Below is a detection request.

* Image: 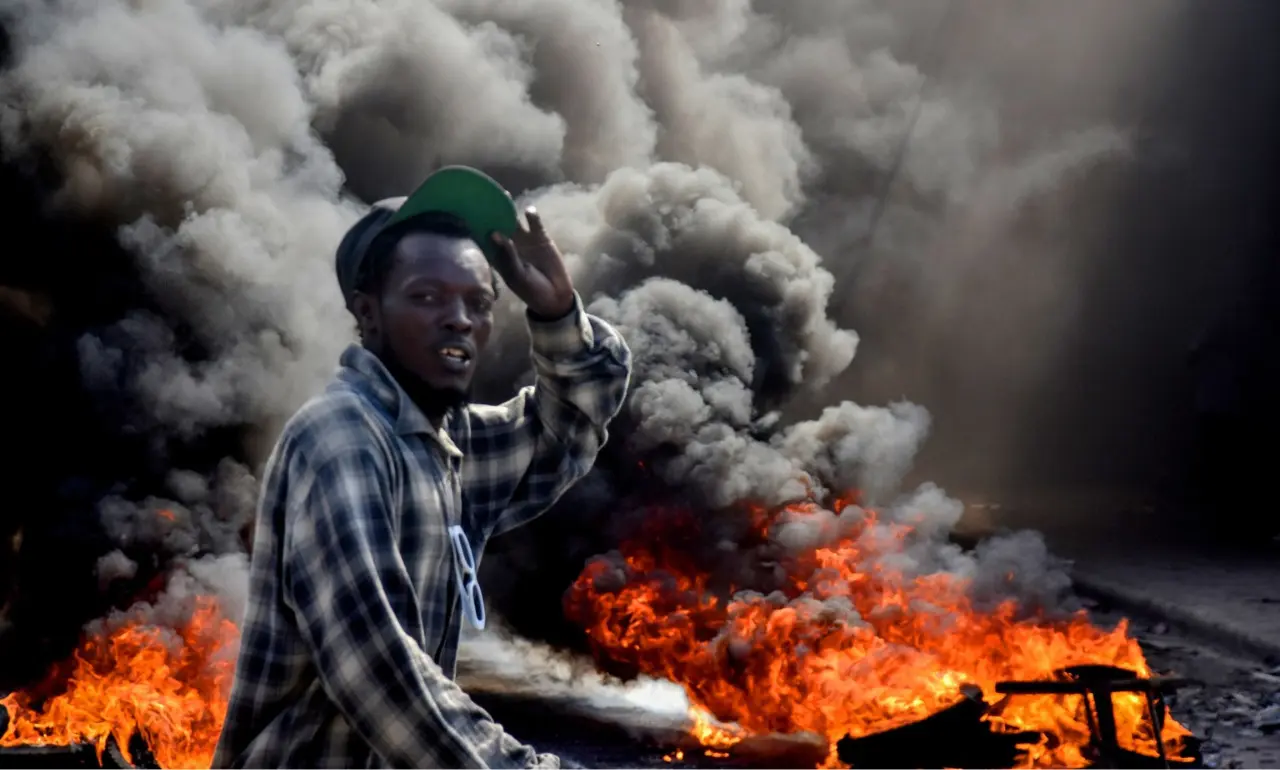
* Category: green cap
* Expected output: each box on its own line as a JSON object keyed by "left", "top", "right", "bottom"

{"left": 334, "top": 165, "right": 520, "bottom": 308}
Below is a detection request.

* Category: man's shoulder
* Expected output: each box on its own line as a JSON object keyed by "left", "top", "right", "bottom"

{"left": 274, "top": 381, "right": 397, "bottom": 469}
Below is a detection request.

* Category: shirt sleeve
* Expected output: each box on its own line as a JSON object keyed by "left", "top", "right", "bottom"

{"left": 461, "top": 293, "right": 632, "bottom": 538}
{"left": 281, "top": 443, "right": 560, "bottom": 769}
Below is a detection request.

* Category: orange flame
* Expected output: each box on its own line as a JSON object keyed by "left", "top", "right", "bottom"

{"left": 0, "top": 494, "right": 1192, "bottom": 770}
{"left": 0, "top": 597, "right": 238, "bottom": 769}
{"left": 564, "top": 493, "right": 1193, "bottom": 768}
{"left": 690, "top": 705, "right": 745, "bottom": 749}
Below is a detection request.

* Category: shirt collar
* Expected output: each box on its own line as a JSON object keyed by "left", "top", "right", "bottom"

{"left": 337, "top": 344, "right": 463, "bottom": 459}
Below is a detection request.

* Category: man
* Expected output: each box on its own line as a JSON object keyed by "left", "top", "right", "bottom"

{"left": 213, "top": 166, "right": 632, "bottom": 768}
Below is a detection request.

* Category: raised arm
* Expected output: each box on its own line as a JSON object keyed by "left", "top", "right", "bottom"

{"left": 282, "top": 443, "right": 558, "bottom": 768}
{"left": 461, "top": 296, "right": 630, "bottom": 537}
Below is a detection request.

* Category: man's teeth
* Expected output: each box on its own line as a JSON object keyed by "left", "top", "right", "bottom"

{"left": 441, "top": 347, "right": 469, "bottom": 361}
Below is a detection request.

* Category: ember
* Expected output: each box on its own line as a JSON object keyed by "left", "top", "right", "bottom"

{"left": 564, "top": 493, "right": 1196, "bottom": 768}
{"left": 0, "top": 598, "right": 238, "bottom": 770}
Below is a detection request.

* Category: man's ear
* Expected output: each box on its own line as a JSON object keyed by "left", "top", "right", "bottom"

{"left": 352, "top": 292, "right": 380, "bottom": 344}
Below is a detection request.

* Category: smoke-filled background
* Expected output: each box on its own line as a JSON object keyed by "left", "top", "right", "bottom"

{"left": 0, "top": 0, "right": 1277, "bottom": 695}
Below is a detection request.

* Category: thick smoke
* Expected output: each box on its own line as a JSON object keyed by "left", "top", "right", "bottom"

{"left": 455, "top": 620, "right": 694, "bottom": 740}
{"left": 0, "top": 0, "right": 1191, "bottom": 711}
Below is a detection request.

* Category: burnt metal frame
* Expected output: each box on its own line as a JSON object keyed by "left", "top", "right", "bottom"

{"left": 995, "top": 664, "right": 1198, "bottom": 769}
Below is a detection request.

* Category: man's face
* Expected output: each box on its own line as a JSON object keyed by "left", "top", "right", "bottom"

{"left": 358, "top": 231, "right": 496, "bottom": 397}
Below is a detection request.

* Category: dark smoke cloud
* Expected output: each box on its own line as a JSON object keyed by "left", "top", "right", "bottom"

{"left": 2, "top": 0, "right": 1256, "bottom": 711}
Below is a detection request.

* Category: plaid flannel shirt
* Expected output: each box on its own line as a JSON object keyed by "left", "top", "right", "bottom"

{"left": 212, "top": 296, "right": 631, "bottom": 769}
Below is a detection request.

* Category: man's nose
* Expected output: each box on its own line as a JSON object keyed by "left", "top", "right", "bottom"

{"left": 440, "top": 297, "right": 473, "bottom": 332}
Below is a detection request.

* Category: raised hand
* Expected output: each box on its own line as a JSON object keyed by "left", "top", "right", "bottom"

{"left": 489, "top": 207, "right": 576, "bottom": 319}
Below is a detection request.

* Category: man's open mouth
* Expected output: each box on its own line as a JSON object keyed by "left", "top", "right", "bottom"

{"left": 439, "top": 346, "right": 472, "bottom": 364}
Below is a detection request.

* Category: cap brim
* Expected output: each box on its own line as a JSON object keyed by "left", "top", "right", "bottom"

{"left": 387, "top": 165, "right": 520, "bottom": 264}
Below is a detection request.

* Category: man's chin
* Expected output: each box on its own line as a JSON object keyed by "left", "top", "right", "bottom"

{"left": 380, "top": 350, "right": 473, "bottom": 414}
{"left": 421, "top": 379, "right": 472, "bottom": 410}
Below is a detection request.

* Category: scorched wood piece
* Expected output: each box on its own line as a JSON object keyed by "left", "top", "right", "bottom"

{"left": 0, "top": 703, "right": 157, "bottom": 770}
{"left": 0, "top": 742, "right": 101, "bottom": 768}
{"left": 684, "top": 732, "right": 828, "bottom": 769}
{"left": 0, "top": 735, "right": 141, "bottom": 770}
{"left": 835, "top": 684, "right": 1038, "bottom": 769}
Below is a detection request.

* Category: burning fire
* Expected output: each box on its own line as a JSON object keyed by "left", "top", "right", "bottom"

{"left": 666, "top": 707, "right": 743, "bottom": 762}
{"left": 0, "top": 493, "right": 1190, "bottom": 770}
{"left": 564, "top": 492, "right": 1193, "bottom": 768}
{"left": 0, "top": 596, "right": 238, "bottom": 769}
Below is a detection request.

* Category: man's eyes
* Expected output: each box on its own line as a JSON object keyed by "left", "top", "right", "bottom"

{"left": 407, "top": 291, "right": 493, "bottom": 313}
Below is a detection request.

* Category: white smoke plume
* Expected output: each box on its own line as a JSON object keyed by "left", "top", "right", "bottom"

{"left": 0, "top": 0, "right": 1182, "bottom": 727}
{"left": 456, "top": 621, "right": 692, "bottom": 734}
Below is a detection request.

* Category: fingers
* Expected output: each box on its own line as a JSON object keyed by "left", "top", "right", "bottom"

{"left": 524, "top": 206, "right": 547, "bottom": 237}
{"left": 510, "top": 205, "right": 563, "bottom": 274}
{"left": 488, "top": 232, "right": 527, "bottom": 283}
